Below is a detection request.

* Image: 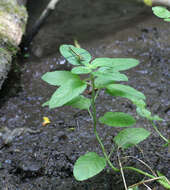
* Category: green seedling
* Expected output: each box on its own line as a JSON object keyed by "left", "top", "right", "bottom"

{"left": 41, "top": 44, "right": 170, "bottom": 189}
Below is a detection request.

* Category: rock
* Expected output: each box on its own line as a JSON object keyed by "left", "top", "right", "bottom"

{"left": 16, "top": 160, "right": 44, "bottom": 178}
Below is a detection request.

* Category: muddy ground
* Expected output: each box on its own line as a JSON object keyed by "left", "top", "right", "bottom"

{"left": 0, "top": 0, "right": 169, "bottom": 189}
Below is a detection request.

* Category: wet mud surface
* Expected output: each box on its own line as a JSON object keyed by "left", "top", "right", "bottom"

{"left": 0, "top": 0, "right": 170, "bottom": 189}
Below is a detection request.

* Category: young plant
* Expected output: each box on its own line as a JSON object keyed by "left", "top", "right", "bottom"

{"left": 41, "top": 45, "right": 170, "bottom": 189}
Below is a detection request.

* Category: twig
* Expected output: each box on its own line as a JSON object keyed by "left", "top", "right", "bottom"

{"left": 128, "top": 176, "right": 170, "bottom": 189}
{"left": 22, "top": 0, "right": 61, "bottom": 47}
{"left": 123, "top": 156, "right": 157, "bottom": 176}
{"left": 143, "top": 183, "right": 152, "bottom": 190}
{"left": 117, "top": 150, "right": 128, "bottom": 190}
{"left": 151, "top": 121, "right": 168, "bottom": 143}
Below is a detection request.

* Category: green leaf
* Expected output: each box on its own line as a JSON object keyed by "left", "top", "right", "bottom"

{"left": 106, "top": 84, "right": 145, "bottom": 102}
{"left": 60, "top": 45, "right": 91, "bottom": 65}
{"left": 163, "top": 140, "right": 170, "bottom": 147}
{"left": 136, "top": 107, "right": 163, "bottom": 121}
{"left": 71, "top": 66, "right": 92, "bottom": 74}
{"left": 65, "top": 95, "right": 91, "bottom": 110}
{"left": 94, "top": 75, "right": 128, "bottom": 88}
{"left": 42, "top": 100, "right": 49, "bottom": 107}
{"left": 136, "top": 107, "right": 151, "bottom": 118}
{"left": 93, "top": 71, "right": 128, "bottom": 80}
{"left": 49, "top": 79, "right": 87, "bottom": 108}
{"left": 114, "top": 128, "right": 150, "bottom": 149}
{"left": 132, "top": 99, "right": 146, "bottom": 108}
{"left": 73, "top": 152, "right": 106, "bottom": 181}
{"left": 152, "top": 6, "right": 170, "bottom": 19}
{"left": 91, "top": 58, "right": 139, "bottom": 71}
{"left": 157, "top": 171, "right": 170, "bottom": 189}
{"left": 41, "top": 71, "right": 79, "bottom": 86}
{"left": 99, "top": 112, "right": 136, "bottom": 127}
{"left": 164, "top": 18, "right": 170, "bottom": 22}
{"left": 93, "top": 71, "right": 128, "bottom": 88}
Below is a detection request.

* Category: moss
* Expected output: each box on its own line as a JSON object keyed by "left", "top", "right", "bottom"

{"left": 0, "top": 47, "right": 9, "bottom": 56}
{"left": 0, "top": 47, "right": 11, "bottom": 62}
{"left": 0, "top": 24, "right": 18, "bottom": 46}
{"left": 0, "top": 33, "right": 18, "bottom": 56}
{"left": 0, "top": 0, "right": 28, "bottom": 28}
{"left": 0, "top": 0, "right": 28, "bottom": 48}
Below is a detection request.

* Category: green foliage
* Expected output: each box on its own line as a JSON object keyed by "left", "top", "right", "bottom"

{"left": 71, "top": 66, "right": 92, "bottom": 74}
{"left": 152, "top": 6, "right": 170, "bottom": 22}
{"left": 48, "top": 79, "right": 87, "bottom": 109}
{"left": 114, "top": 128, "right": 150, "bottom": 149}
{"left": 106, "top": 84, "right": 145, "bottom": 102}
{"left": 99, "top": 112, "right": 136, "bottom": 127}
{"left": 41, "top": 44, "right": 167, "bottom": 188}
{"left": 157, "top": 171, "right": 170, "bottom": 189}
{"left": 60, "top": 45, "right": 91, "bottom": 65}
{"left": 91, "top": 58, "right": 139, "bottom": 71}
{"left": 73, "top": 152, "right": 106, "bottom": 181}
{"left": 93, "top": 71, "right": 128, "bottom": 88}
{"left": 42, "top": 71, "right": 79, "bottom": 86}
{"left": 136, "top": 107, "right": 162, "bottom": 121}
{"left": 65, "top": 95, "right": 91, "bottom": 110}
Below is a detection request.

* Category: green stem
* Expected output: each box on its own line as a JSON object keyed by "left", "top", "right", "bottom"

{"left": 94, "top": 89, "right": 100, "bottom": 101}
{"left": 90, "top": 74, "right": 118, "bottom": 172}
{"left": 151, "top": 121, "right": 168, "bottom": 143}
{"left": 123, "top": 166, "right": 155, "bottom": 179}
{"left": 89, "top": 74, "right": 167, "bottom": 188}
{"left": 124, "top": 167, "right": 170, "bottom": 188}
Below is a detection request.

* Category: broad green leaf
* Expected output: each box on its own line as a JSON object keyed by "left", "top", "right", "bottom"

{"left": 91, "top": 58, "right": 139, "bottom": 71}
{"left": 73, "top": 152, "right": 106, "bottom": 181}
{"left": 94, "top": 73, "right": 128, "bottom": 88}
{"left": 152, "top": 6, "right": 170, "bottom": 19}
{"left": 114, "top": 128, "right": 150, "bottom": 149}
{"left": 71, "top": 66, "right": 92, "bottom": 74}
{"left": 41, "top": 71, "right": 79, "bottom": 86}
{"left": 106, "top": 84, "right": 145, "bottom": 102}
{"left": 99, "top": 112, "right": 136, "bottom": 127}
{"left": 59, "top": 45, "right": 91, "bottom": 65}
{"left": 49, "top": 80, "right": 87, "bottom": 108}
{"left": 65, "top": 95, "right": 91, "bottom": 110}
{"left": 92, "top": 71, "right": 128, "bottom": 80}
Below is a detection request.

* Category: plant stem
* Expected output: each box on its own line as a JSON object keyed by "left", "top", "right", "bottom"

{"left": 151, "top": 121, "right": 168, "bottom": 143}
{"left": 90, "top": 74, "right": 118, "bottom": 172}
{"left": 89, "top": 74, "right": 168, "bottom": 188}
{"left": 123, "top": 166, "right": 155, "bottom": 179}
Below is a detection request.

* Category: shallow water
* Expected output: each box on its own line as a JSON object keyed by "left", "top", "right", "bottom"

{"left": 0, "top": 0, "right": 169, "bottom": 189}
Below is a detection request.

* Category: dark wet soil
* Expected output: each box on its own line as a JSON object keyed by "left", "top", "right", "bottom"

{"left": 0, "top": 0, "right": 169, "bottom": 189}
